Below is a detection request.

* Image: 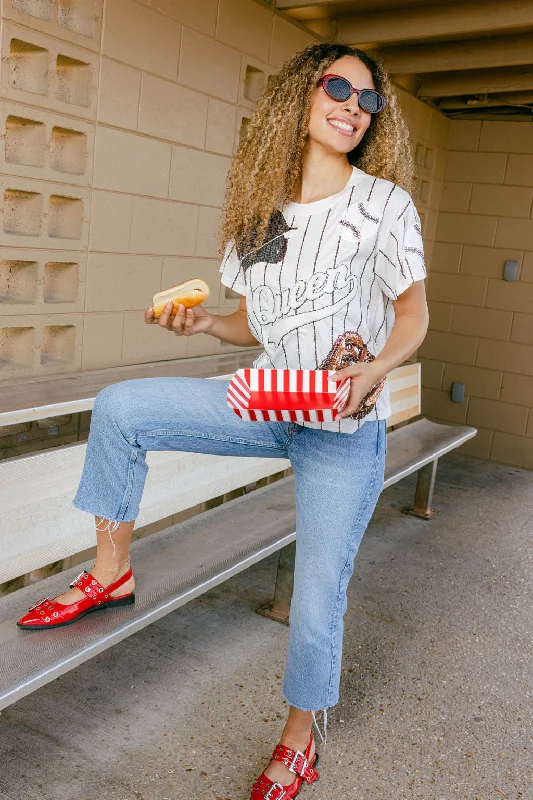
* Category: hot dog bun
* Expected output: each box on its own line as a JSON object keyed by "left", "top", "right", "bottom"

{"left": 152, "top": 278, "right": 210, "bottom": 318}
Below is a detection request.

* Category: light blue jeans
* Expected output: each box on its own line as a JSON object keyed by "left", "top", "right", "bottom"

{"left": 73, "top": 377, "right": 386, "bottom": 740}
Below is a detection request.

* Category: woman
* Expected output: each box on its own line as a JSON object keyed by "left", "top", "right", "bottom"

{"left": 18, "top": 43, "right": 428, "bottom": 799}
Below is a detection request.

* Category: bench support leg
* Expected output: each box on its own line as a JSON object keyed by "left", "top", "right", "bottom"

{"left": 256, "top": 541, "right": 295, "bottom": 626}
{"left": 402, "top": 460, "right": 439, "bottom": 520}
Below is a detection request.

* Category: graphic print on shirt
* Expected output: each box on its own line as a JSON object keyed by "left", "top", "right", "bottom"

{"left": 338, "top": 199, "right": 382, "bottom": 243}
{"left": 250, "top": 261, "right": 360, "bottom": 349}
{"left": 236, "top": 210, "right": 298, "bottom": 271}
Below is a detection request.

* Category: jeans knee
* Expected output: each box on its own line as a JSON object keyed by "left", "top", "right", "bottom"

{"left": 92, "top": 381, "right": 134, "bottom": 428}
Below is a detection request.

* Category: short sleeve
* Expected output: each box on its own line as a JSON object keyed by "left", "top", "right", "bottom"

{"left": 375, "top": 199, "right": 427, "bottom": 300}
{"left": 219, "top": 239, "right": 247, "bottom": 296}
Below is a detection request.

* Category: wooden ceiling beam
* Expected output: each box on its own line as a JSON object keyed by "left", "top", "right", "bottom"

{"left": 276, "top": 0, "right": 338, "bottom": 8}
{"left": 381, "top": 33, "right": 533, "bottom": 75}
{"left": 418, "top": 67, "right": 533, "bottom": 98}
{"left": 337, "top": 0, "right": 533, "bottom": 46}
{"left": 438, "top": 92, "right": 533, "bottom": 109}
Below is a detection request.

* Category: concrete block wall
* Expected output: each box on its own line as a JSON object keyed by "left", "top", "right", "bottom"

{"left": 419, "top": 120, "right": 533, "bottom": 470}
{"left": 397, "top": 88, "right": 450, "bottom": 275}
{"left": 1, "top": 0, "right": 317, "bottom": 385}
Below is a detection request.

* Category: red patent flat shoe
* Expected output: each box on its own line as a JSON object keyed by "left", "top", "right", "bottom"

{"left": 250, "top": 731, "right": 319, "bottom": 800}
{"left": 17, "top": 567, "right": 135, "bottom": 630}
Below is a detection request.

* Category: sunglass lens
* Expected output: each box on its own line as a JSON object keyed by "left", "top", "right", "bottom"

{"left": 359, "top": 90, "right": 383, "bottom": 113}
{"left": 324, "top": 76, "right": 352, "bottom": 102}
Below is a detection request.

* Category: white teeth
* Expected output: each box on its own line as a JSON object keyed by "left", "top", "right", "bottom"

{"left": 328, "top": 119, "right": 355, "bottom": 133}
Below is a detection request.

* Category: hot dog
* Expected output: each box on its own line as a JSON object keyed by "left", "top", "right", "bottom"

{"left": 152, "top": 278, "right": 210, "bottom": 318}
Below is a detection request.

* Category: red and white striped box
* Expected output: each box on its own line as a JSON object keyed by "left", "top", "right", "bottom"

{"left": 226, "top": 368, "right": 351, "bottom": 422}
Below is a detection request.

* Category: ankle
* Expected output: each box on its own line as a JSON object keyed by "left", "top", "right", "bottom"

{"left": 92, "top": 556, "right": 130, "bottom": 576}
{"left": 280, "top": 724, "right": 312, "bottom": 748}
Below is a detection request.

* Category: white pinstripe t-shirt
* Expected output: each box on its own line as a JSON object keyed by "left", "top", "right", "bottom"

{"left": 219, "top": 165, "right": 427, "bottom": 433}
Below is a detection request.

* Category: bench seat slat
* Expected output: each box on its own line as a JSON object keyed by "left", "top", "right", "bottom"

{"left": 0, "top": 477, "right": 298, "bottom": 711}
{"left": 383, "top": 418, "right": 476, "bottom": 488}
{"left": 0, "top": 418, "right": 476, "bottom": 710}
{"left": 0, "top": 446, "right": 290, "bottom": 584}
{"left": 0, "top": 352, "right": 263, "bottom": 427}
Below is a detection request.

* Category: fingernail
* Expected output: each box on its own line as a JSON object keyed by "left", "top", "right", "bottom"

{"left": 166, "top": 301, "right": 172, "bottom": 308}
{"left": 328, "top": 373, "right": 337, "bottom": 381}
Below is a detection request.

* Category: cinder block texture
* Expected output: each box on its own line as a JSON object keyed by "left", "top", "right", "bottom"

{"left": 0, "top": 177, "right": 90, "bottom": 250}
{"left": 4, "top": 115, "right": 46, "bottom": 167}
{"left": 460, "top": 245, "right": 523, "bottom": 279}
{"left": 0, "top": 313, "right": 82, "bottom": 377}
{"left": 419, "top": 330, "right": 477, "bottom": 366}
{"left": 1, "top": 22, "right": 99, "bottom": 120}
{"left": 0, "top": 104, "right": 94, "bottom": 187}
{"left": 129, "top": 197, "right": 198, "bottom": 256}
{"left": 205, "top": 98, "right": 237, "bottom": 156}
{"left": 442, "top": 364, "right": 502, "bottom": 401}
{"left": 425, "top": 119, "right": 533, "bottom": 466}
{"left": 447, "top": 120, "right": 481, "bottom": 151}
{"left": 196, "top": 205, "right": 221, "bottom": 258}
{"left": 269, "top": 14, "right": 316, "bottom": 68}
{"left": 445, "top": 152, "right": 507, "bottom": 184}
{"left": 216, "top": 0, "right": 273, "bottom": 62}
{"left": 419, "top": 358, "right": 445, "bottom": 390}
{"left": 426, "top": 300, "right": 452, "bottom": 332}
{"left": 138, "top": 74, "right": 208, "bottom": 146}
{"left": 121, "top": 310, "right": 188, "bottom": 365}
{"left": 81, "top": 312, "right": 124, "bottom": 370}
{"left": 169, "top": 147, "right": 230, "bottom": 205}
{"left": 85, "top": 255, "right": 163, "bottom": 312}
{"left": 93, "top": 127, "right": 171, "bottom": 197}
{"left": 0, "top": 248, "right": 86, "bottom": 316}
{"left": 479, "top": 121, "right": 533, "bottom": 154}
{"left": 89, "top": 191, "right": 133, "bottom": 253}
{"left": 135, "top": 0, "right": 218, "bottom": 36}
{"left": 102, "top": 0, "right": 181, "bottom": 79}
{"left": 97, "top": 58, "right": 141, "bottom": 129}
{"left": 179, "top": 27, "right": 242, "bottom": 104}
{"left": 505, "top": 154, "right": 533, "bottom": 187}
{"left": 5, "top": 0, "right": 104, "bottom": 53}
{"left": 469, "top": 184, "right": 533, "bottom": 218}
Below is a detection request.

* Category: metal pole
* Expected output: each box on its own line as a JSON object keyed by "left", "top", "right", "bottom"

{"left": 403, "top": 459, "right": 439, "bottom": 519}
{"left": 256, "top": 540, "right": 296, "bottom": 625}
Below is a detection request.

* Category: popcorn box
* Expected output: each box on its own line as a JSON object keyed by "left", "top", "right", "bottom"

{"left": 227, "top": 368, "right": 351, "bottom": 422}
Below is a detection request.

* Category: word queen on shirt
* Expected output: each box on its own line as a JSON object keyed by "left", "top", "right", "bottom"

{"left": 219, "top": 165, "right": 427, "bottom": 434}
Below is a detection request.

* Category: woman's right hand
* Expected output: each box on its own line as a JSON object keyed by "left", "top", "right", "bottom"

{"left": 145, "top": 301, "right": 214, "bottom": 336}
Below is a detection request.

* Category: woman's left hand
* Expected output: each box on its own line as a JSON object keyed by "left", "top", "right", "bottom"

{"left": 328, "top": 361, "right": 385, "bottom": 421}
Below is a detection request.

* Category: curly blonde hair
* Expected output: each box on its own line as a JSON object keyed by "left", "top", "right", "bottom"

{"left": 219, "top": 43, "right": 414, "bottom": 263}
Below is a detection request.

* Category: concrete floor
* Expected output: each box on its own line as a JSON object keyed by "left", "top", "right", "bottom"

{"left": 0, "top": 453, "right": 531, "bottom": 800}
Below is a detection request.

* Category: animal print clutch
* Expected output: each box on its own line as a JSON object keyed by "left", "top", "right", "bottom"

{"left": 318, "top": 331, "right": 386, "bottom": 420}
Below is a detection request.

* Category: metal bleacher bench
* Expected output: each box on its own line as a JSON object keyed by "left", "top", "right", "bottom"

{"left": 0, "top": 352, "right": 476, "bottom": 710}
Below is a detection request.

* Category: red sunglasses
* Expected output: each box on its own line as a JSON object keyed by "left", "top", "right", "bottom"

{"left": 317, "top": 74, "right": 386, "bottom": 114}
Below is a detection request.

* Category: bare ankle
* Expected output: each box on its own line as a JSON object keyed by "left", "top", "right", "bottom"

{"left": 93, "top": 556, "right": 130, "bottom": 575}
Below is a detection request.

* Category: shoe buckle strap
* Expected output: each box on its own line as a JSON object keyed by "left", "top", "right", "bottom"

{"left": 70, "top": 570, "right": 106, "bottom": 603}
{"left": 272, "top": 745, "right": 318, "bottom": 784}
{"left": 290, "top": 749, "right": 309, "bottom": 778}
{"left": 264, "top": 783, "right": 291, "bottom": 800}
{"left": 28, "top": 597, "right": 48, "bottom": 611}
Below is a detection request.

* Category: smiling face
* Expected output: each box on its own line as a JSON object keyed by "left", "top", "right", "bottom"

{"left": 307, "top": 55, "right": 375, "bottom": 154}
